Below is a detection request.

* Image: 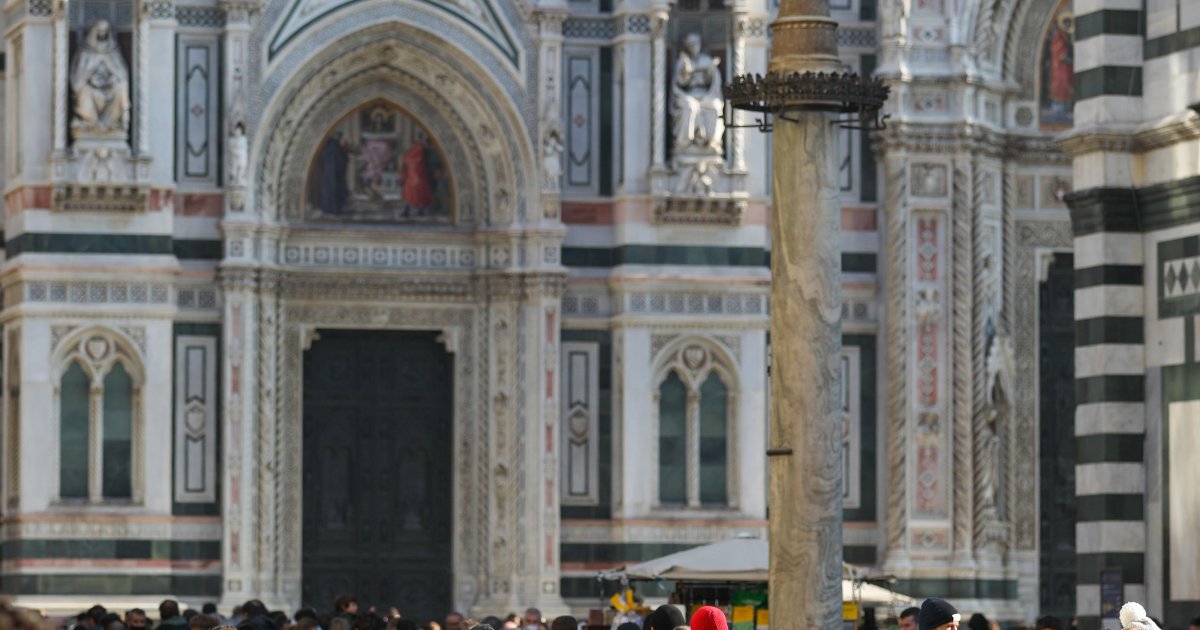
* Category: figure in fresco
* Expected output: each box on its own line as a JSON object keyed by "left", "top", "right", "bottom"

{"left": 307, "top": 102, "right": 451, "bottom": 222}
{"left": 1040, "top": 2, "right": 1074, "bottom": 128}
{"left": 400, "top": 134, "right": 434, "bottom": 214}
{"left": 671, "top": 32, "right": 725, "bottom": 154}
{"left": 70, "top": 20, "right": 131, "bottom": 137}
{"left": 317, "top": 132, "right": 350, "bottom": 215}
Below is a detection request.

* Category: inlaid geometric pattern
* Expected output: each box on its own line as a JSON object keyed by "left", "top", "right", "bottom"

{"left": 1162, "top": 256, "right": 1200, "bottom": 298}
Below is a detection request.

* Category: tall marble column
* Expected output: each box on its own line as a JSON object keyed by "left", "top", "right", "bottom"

{"left": 764, "top": 1, "right": 844, "bottom": 628}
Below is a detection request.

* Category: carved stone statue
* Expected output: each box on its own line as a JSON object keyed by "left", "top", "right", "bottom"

{"left": 70, "top": 20, "right": 130, "bottom": 138}
{"left": 671, "top": 33, "right": 724, "bottom": 155}
{"left": 228, "top": 122, "right": 248, "bottom": 186}
{"left": 978, "top": 334, "right": 1013, "bottom": 516}
{"left": 542, "top": 125, "right": 564, "bottom": 192}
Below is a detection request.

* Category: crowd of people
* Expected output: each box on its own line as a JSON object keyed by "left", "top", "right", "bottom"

{"left": 0, "top": 593, "right": 1195, "bottom": 630}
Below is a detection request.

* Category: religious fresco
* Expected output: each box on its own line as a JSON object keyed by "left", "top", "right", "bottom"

{"left": 306, "top": 101, "right": 453, "bottom": 223}
{"left": 1039, "top": 0, "right": 1074, "bottom": 130}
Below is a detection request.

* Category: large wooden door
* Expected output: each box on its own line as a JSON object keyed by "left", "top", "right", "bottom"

{"left": 302, "top": 330, "right": 454, "bottom": 619}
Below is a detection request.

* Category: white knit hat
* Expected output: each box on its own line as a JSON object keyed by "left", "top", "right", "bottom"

{"left": 1119, "top": 602, "right": 1161, "bottom": 630}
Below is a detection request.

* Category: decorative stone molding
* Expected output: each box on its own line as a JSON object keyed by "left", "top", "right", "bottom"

{"left": 0, "top": 517, "right": 222, "bottom": 540}
{"left": 24, "top": 282, "right": 171, "bottom": 306}
{"left": 176, "top": 5, "right": 225, "bottom": 27}
{"left": 652, "top": 196, "right": 747, "bottom": 226}
{"left": 1011, "top": 218, "right": 1071, "bottom": 550}
{"left": 623, "top": 291, "right": 768, "bottom": 317}
{"left": 563, "top": 17, "right": 615, "bottom": 39}
{"left": 52, "top": 184, "right": 149, "bottom": 212}
{"left": 281, "top": 242, "right": 480, "bottom": 270}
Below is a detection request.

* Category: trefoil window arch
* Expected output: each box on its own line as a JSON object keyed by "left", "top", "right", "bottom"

{"left": 54, "top": 330, "right": 144, "bottom": 503}
{"left": 654, "top": 339, "right": 737, "bottom": 508}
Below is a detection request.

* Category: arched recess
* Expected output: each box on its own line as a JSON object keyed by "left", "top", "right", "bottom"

{"left": 998, "top": 0, "right": 1070, "bottom": 104}
{"left": 255, "top": 22, "right": 536, "bottom": 228}
{"left": 650, "top": 337, "right": 740, "bottom": 510}
{"left": 49, "top": 327, "right": 147, "bottom": 504}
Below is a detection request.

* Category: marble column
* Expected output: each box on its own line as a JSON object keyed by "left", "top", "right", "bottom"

{"left": 764, "top": 1, "right": 844, "bottom": 629}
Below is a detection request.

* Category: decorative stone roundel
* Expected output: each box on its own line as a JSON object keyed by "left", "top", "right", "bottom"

{"left": 84, "top": 336, "right": 111, "bottom": 362}
{"left": 682, "top": 345, "right": 708, "bottom": 371}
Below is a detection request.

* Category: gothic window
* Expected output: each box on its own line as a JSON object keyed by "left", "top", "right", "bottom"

{"left": 59, "top": 362, "right": 91, "bottom": 499}
{"left": 55, "top": 331, "right": 142, "bottom": 503}
{"left": 658, "top": 371, "right": 688, "bottom": 505}
{"left": 698, "top": 372, "right": 728, "bottom": 505}
{"left": 654, "top": 340, "right": 737, "bottom": 508}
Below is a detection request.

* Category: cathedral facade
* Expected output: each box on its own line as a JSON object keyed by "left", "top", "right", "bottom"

{"left": 0, "top": 0, "right": 1197, "bottom": 626}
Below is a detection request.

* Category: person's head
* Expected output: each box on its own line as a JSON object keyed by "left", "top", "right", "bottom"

{"left": 649, "top": 606, "right": 686, "bottom": 630}
{"left": 688, "top": 607, "right": 726, "bottom": 630}
{"left": 918, "top": 599, "right": 960, "bottom": 630}
{"left": 969, "top": 614, "right": 990, "bottom": 630}
{"left": 190, "top": 615, "right": 220, "bottom": 630}
{"left": 295, "top": 610, "right": 318, "bottom": 624}
{"left": 296, "top": 620, "right": 319, "bottom": 630}
{"left": 126, "top": 610, "right": 147, "bottom": 630}
{"left": 504, "top": 617, "right": 519, "bottom": 626}
{"left": 482, "top": 619, "right": 502, "bottom": 630}
{"left": 184, "top": 611, "right": 199, "bottom": 622}
{"left": 330, "top": 618, "right": 353, "bottom": 630}
{"left": 425, "top": 622, "right": 442, "bottom": 630}
{"left": 335, "top": 596, "right": 359, "bottom": 616}
{"left": 900, "top": 608, "right": 920, "bottom": 630}
{"left": 202, "top": 605, "right": 218, "bottom": 617}
{"left": 241, "top": 601, "right": 268, "bottom": 621}
{"left": 89, "top": 607, "right": 109, "bottom": 626}
{"left": 523, "top": 611, "right": 541, "bottom": 628}
{"left": 1036, "top": 617, "right": 1061, "bottom": 630}
{"left": 160, "top": 601, "right": 181, "bottom": 622}
{"left": 502, "top": 623, "right": 517, "bottom": 630}
{"left": 1189, "top": 618, "right": 1200, "bottom": 630}
{"left": 445, "top": 614, "right": 464, "bottom": 630}
{"left": 550, "top": 617, "right": 576, "bottom": 630}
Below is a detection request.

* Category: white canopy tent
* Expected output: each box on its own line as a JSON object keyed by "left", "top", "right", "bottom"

{"left": 607, "top": 536, "right": 916, "bottom": 607}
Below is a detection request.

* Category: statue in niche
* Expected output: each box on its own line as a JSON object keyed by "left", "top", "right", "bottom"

{"left": 228, "top": 122, "right": 248, "bottom": 186}
{"left": 978, "top": 335, "right": 1013, "bottom": 517}
{"left": 70, "top": 20, "right": 130, "bottom": 138}
{"left": 671, "top": 32, "right": 725, "bottom": 155}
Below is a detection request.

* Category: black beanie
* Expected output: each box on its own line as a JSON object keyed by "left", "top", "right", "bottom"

{"left": 918, "top": 599, "right": 960, "bottom": 630}
{"left": 650, "top": 606, "right": 686, "bottom": 630}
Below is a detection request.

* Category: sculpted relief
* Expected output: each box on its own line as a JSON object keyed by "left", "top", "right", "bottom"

{"left": 307, "top": 101, "right": 454, "bottom": 223}
{"left": 70, "top": 20, "right": 131, "bottom": 140}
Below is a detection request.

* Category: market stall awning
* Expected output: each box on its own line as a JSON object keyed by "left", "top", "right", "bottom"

{"left": 613, "top": 536, "right": 916, "bottom": 606}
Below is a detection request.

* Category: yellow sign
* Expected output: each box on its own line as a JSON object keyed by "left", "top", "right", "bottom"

{"left": 732, "top": 607, "right": 755, "bottom": 624}
{"left": 842, "top": 602, "right": 860, "bottom": 621}
{"left": 755, "top": 611, "right": 769, "bottom": 629}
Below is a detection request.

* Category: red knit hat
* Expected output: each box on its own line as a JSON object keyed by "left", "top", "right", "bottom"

{"left": 689, "top": 607, "right": 728, "bottom": 630}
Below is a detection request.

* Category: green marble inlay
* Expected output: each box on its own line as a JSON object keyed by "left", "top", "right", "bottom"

{"left": 1144, "top": 25, "right": 1200, "bottom": 59}
{"left": 891, "top": 578, "right": 1018, "bottom": 600}
{"left": 1074, "top": 265, "right": 1142, "bottom": 289}
{"left": 1076, "top": 493, "right": 1144, "bottom": 522}
{"left": 843, "top": 334, "right": 877, "bottom": 523}
{"left": 173, "top": 239, "right": 223, "bottom": 260}
{"left": 1075, "top": 316, "right": 1143, "bottom": 347}
{"left": 842, "top": 253, "right": 877, "bottom": 273}
{"left": 562, "top": 245, "right": 769, "bottom": 268}
{"left": 560, "top": 329, "right": 613, "bottom": 520}
{"left": 1075, "top": 10, "right": 1142, "bottom": 40}
{"left": 1075, "top": 433, "right": 1144, "bottom": 464}
{"left": 7, "top": 233, "right": 173, "bottom": 258}
{"left": 1075, "top": 66, "right": 1143, "bottom": 99}
{"left": 1076, "top": 552, "right": 1145, "bottom": 583}
{"left": 0, "top": 573, "right": 221, "bottom": 596}
{"left": 1075, "top": 375, "right": 1144, "bottom": 404}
